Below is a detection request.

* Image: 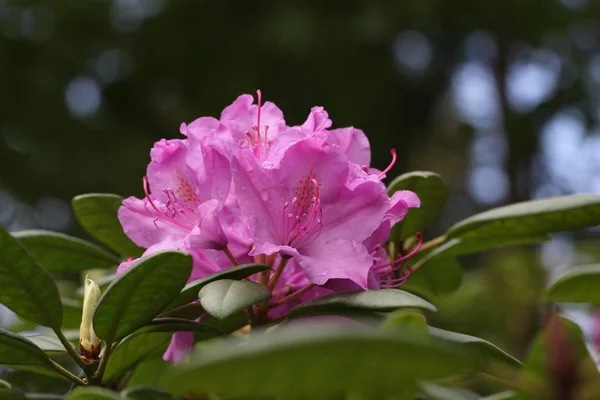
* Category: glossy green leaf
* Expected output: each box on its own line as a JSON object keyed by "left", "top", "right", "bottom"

{"left": 546, "top": 264, "right": 600, "bottom": 303}
{"left": 102, "top": 319, "right": 220, "bottom": 383}
{"left": 162, "top": 324, "right": 473, "bottom": 397}
{"left": 122, "top": 386, "right": 172, "bottom": 400}
{"left": 0, "top": 328, "right": 58, "bottom": 378}
{"left": 402, "top": 257, "right": 462, "bottom": 297}
{"left": 447, "top": 194, "right": 600, "bottom": 239}
{"left": 289, "top": 289, "right": 436, "bottom": 319}
{"left": 66, "top": 387, "right": 121, "bottom": 400}
{"left": 0, "top": 226, "right": 63, "bottom": 328}
{"left": 72, "top": 193, "right": 143, "bottom": 257}
{"left": 12, "top": 230, "right": 120, "bottom": 272}
{"left": 93, "top": 251, "right": 192, "bottom": 342}
{"left": 388, "top": 171, "right": 448, "bottom": 240}
{"left": 0, "top": 379, "right": 10, "bottom": 389}
{"left": 165, "top": 263, "right": 270, "bottom": 311}
{"left": 429, "top": 327, "right": 521, "bottom": 366}
{"left": 198, "top": 279, "right": 271, "bottom": 320}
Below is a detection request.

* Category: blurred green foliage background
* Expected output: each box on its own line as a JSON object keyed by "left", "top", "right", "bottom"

{"left": 1, "top": 0, "right": 600, "bottom": 368}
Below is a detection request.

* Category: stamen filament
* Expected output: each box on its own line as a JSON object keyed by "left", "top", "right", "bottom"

{"left": 223, "top": 246, "right": 240, "bottom": 266}
{"left": 267, "top": 256, "right": 290, "bottom": 290}
{"left": 270, "top": 283, "right": 315, "bottom": 308}
{"left": 377, "top": 149, "right": 397, "bottom": 179}
{"left": 373, "top": 232, "right": 422, "bottom": 271}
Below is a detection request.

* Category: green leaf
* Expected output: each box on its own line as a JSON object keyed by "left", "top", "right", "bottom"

{"left": 162, "top": 324, "right": 473, "bottom": 397}
{"left": 289, "top": 289, "right": 436, "bottom": 319}
{"left": 165, "top": 263, "right": 271, "bottom": 311}
{"left": 0, "top": 389, "right": 25, "bottom": 400}
{"left": 402, "top": 257, "right": 462, "bottom": 297}
{"left": 61, "top": 298, "right": 82, "bottom": 331}
{"left": 0, "top": 226, "right": 63, "bottom": 328}
{"left": 24, "top": 335, "right": 65, "bottom": 354}
{"left": 122, "top": 386, "right": 172, "bottom": 400}
{"left": 420, "top": 383, "right": 480, "bottom": 400}
{"left": 0, "top": 379, "right": 11, "bottom": 389}
{"left": 66, "top": 387, "right": 121, "bottom": 400}
{"left": 381, "top": 310, "right": 428, "bottom": 332}
{"left": 388, "top": 172, "right": 448, "bottom": 240}
{"left": 102, "top": 319, "right": 220, "bottom": 383}
{"left": 12, "top": 230, "right": 120, "bottom": 272}
{"left": 481, "top": 392, "right": 517, "bottom": 400}
{"left": 546, "top": 264, "right": 600, "bottom": 303}
{"left": 198, "top": 279, "right": 271, "bottom": 320}
{"left": 429, "top": 327, "right": 521, "bottom": 367}
{"left": 93, "top": 251, "right": 192, "bottom": 342}
{"left": 447, "top": 194, "right": 600, "bottom": 239}
{"left": 424, "top": 235, "right": 551, "bottom": 260}
{"left": 72, "top": 193, "right": 143, "bottom": 257}
{"left": 0, "top": 328, "right": 58, "bottom": 378}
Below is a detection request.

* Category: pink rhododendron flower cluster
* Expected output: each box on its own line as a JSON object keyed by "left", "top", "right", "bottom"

{"left": 117, "top": 92, "right": 420, "bottom": 363}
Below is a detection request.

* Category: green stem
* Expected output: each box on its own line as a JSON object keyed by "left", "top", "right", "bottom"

{"left": 223, "top": 246, "right": 239, "bottom": 266}
{"left": 267, "top": 257, "right": 290, "bottom": 290}
{"left": 52, "top": 327, "right": 90, "bottom": 376}
{"left": 93, "top": 341, "right": 115, "bottom": 382}
{"left": 49, "top": 359, "right": 87, "bottom": 386}
{"left": 418, "top": 235, "right": 446, "bottom": 253}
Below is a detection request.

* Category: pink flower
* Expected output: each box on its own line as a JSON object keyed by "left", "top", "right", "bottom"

{"left": 232, "top": 136, "right": 391, "bottom": 290}
{"left": 117, "top": 92, "right": 422, "bottom": 364}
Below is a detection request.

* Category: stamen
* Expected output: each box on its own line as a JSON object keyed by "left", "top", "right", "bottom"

{"left": 141, "top": 176, "right": 194, "bottom": 231}
{"left": 143, "top": 176, "right": 162, "bottom": 216}
{"left": 269, "top": 283, "right": 315, "bottom": 308}
{"left": 256, "top": 89, "right": 263, "bottom": 162}
{"left": 373, "top": 233, "right": 422, "bottom": 271}
{"left": 287, "top": 179, "right": 321, "bottom": 246}
{"left": 377, "top": 149, "right": 397, "bottom": 180}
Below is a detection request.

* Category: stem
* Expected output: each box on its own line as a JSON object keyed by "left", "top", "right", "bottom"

{"left": 270, "top": 284, "right": 314, "bottom": 308}
{"left": 93, "top": 341, "right": 115, "bottom": 382}
{"left": 49, "top": 359, "right": 87, "bottom": 386}
{"left": 267, "top": 257, "right": 290, "bottom": 290}
{"left": 52, "top": 328, "right": 90, "bottom": 375}
{"left": 223, "top": 246, "right": 239, "bottom": 266}
{"left": 246, "top": 305, "right": 258, "bottom": 326}
{"left": 418, "top": 235, "right": 446, "bottom": 253}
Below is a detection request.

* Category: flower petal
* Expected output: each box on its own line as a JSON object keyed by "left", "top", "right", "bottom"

{"left": 118, "top": 197, "right": 187, "bottom": 248}
{"left": 185, "top": 199, "right": 228, "bottom": 250}
{"left": 297, "top": 238, "right": 372, "bottom": 289}
{"left": 163, "top": 331, "right": 194, "bottom": 364}
{"left": 231, "top": 149, "right": 286, "bottom": 247}
{"left": 327, "top": 127, "right": 371, "bottom": 167}
{"left": 319, "top": 179, "right": 389, "bottom": 243}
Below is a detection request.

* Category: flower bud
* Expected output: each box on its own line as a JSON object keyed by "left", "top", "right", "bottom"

{"left": 79, "top": 276, "right": 101, "bottom": 360}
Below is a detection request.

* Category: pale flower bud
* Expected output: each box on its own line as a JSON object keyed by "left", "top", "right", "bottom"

{"left": 79, "top": 276, "right": 101, "bottom": 360}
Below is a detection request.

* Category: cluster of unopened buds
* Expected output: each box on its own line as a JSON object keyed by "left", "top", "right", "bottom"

{"left": 116, "top": 91, "right": 422, "bottom": 363}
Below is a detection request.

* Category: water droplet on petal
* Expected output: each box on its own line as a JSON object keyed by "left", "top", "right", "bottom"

{"left": 262, "top": 161, "right": 274, "bottom": 169}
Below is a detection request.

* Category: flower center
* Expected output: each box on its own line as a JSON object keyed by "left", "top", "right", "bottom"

{"left": 143, "top": 176, "right": 196, "bottom": 231}
{"left": 282, "top": 176, "right": 322, "bottom": 248}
